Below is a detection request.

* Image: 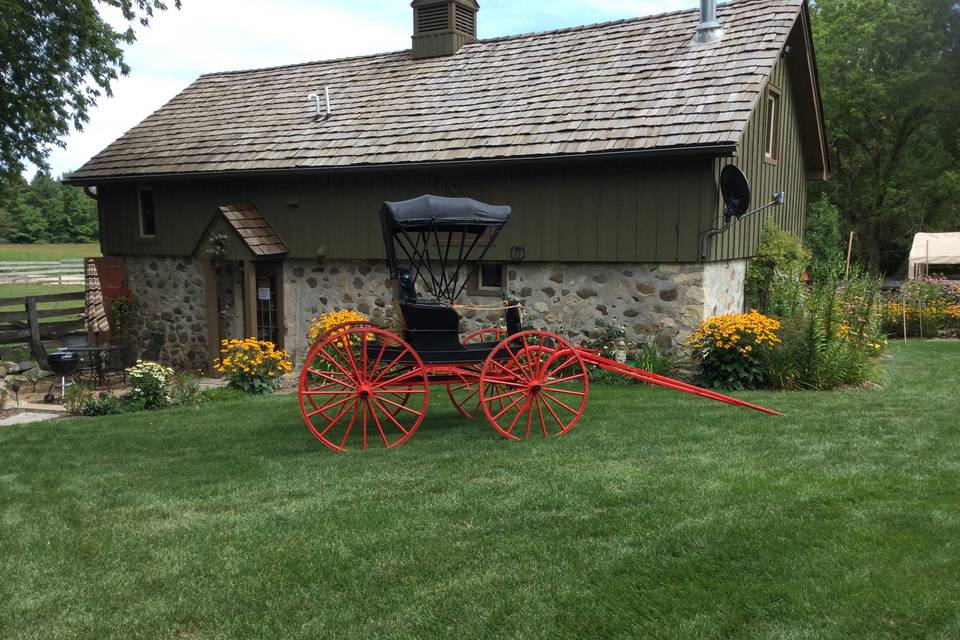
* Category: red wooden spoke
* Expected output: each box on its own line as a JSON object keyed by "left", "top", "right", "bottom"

{"left": 539, "top": 394, "right": 567, "bottom": 432}
{"left": 305, "top": 394, "right": 354, "bottom": 418}
{"left": 361, "top": 400, "right": 368, "bottom": 449}
{"left": 373, "top": 394, "right": 421, "bottom": 416}
{"left": 539, "top": 386, "right": 586, "bottom": 397}
{"left": 540, "top": 390, "right": 581, "bottom": 415}
{"left": 338, "top": 399, "right": 362, "bottom": 449}
{"left": 315, "top": 398, "right": 358, "bottom": 442}
{"left": 541, "top": 353, "right": 579, "bottom": 381}
{"left": 536, "top": 397, "right": 548, "bottom": 436}
{"left": 505, "top": 396, "right": 533, "bottom": 437}
{"left": 298, "top": 326, "right": 428, "bottom": 452}
{"left": 367, "top": 398, "right": 391, "bottom": 447}
{"left": 491, "top": 390, "right": 529, "bottom": 421}
{"left": 482, "top": 387, "right": 526, "bottom": 403}
{"left": 314, "top": 343, "right": 358, "bottom": 383}
{"left": 523, "top": 396, "right": 535, "bottom": 437}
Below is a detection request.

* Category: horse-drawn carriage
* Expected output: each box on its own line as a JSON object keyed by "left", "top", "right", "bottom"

{"left": 298, "top": 187, "right": 778, "bottom": 452}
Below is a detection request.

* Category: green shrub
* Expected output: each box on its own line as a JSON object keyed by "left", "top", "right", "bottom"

{"left": 199, "top": 386, "right": 249, "bottom": 403}
{"left": 214, "top": 337, "right": 292, "bottom": 394}
{"left": 687, "top": 310, "right": 783, "bottom": 389}
{"left": 745, "top": 221, "right": 809, "bottom": 314}
{"left": 804, "top": 193, "right": 843, "bottom": 279}
{"left": 63, "top": 384, "right": 93, "bottom": 415}
{"left": 765, "top": 270, "right": 885, "bottom": 389}
{"left": 168, "top": 373, "right": 203, "bottom": 407}
{"left": 126, "top": 360, "right": 174, "bottom": 410}
{"left": 80, "top": 394, "right": 136, "bottom": 416}
{"left": 631, "top": 331, "right": 683, "bottom": 377}
{"left": 580, "top": 326, "right": 682, "bottom": 384}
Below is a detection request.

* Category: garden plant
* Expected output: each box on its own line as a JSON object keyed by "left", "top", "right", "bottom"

{"left": 214, "top": 338, "right": 292, "bottom": 394}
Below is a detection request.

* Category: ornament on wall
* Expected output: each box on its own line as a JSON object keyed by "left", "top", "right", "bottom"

{"left": 205, "top": 233, "right": 230, "bottom": 259}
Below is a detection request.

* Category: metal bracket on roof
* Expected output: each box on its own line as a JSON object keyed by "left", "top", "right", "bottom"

{"left": 307, "top": 87, "right": 332, "bottom": 120}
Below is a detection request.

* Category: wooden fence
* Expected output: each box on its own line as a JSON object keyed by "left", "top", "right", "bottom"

{"left": 0, "top": 291, "right": 86, "bottom": 346}
{"left": 0, "top": 260, "right": 85, "bottom": 285}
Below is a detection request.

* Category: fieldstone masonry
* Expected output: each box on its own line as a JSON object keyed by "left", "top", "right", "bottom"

{"left": 281, "top": 258, "right": 747, "bottom": 364}
{"left": 125, "top": 256, "right": 746, "bottom": 371}
{"left": 125, "top": 256, "right": 209, "bottom": 370}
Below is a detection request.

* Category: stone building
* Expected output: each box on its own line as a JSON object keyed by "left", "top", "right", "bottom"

{"left": 66, "top": 0, "right": 827, "bottom": 370}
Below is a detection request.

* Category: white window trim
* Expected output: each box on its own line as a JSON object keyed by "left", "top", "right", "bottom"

{"left": 138, "top": 187, "right": 156, "bottom": 239}
{"left": 764, "top": 88, "right": 781, "bottom": 163}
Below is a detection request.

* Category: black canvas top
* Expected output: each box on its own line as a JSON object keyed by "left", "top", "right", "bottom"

{"left": 382, "top": 195, "right": 511, "bottom": 230}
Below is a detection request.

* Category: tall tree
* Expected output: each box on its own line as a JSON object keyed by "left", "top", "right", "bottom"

{"left": 811, "top": 0, "right": 960, "bottom": 274}
{"left": 0, "top": 0, "right": 181, "bottom": 186}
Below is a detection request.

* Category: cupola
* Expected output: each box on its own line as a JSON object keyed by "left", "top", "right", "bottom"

{"left": 411, "top": 0, "right": 479, "bottom": 59}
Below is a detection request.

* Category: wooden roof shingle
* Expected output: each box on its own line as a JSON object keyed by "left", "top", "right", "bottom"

{"left": 69, "top": 0, "right": 806, "bottom": 182}
{"left": 218, "top": 204, "right": 288, "bottom": 256}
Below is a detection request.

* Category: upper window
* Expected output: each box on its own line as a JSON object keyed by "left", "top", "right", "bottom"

{"left": 764, "top": 88, "right": 781, "bottom": 163}
{"left": 138, "top": 188, "right": 156, "bottom": 238}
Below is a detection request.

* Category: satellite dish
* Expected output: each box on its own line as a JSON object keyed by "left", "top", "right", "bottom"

{"left": 720, "top": 165, "right": 751, "bottom": 220}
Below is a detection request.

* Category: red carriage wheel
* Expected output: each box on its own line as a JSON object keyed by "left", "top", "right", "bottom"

{"left": 479, "top": 330, "right": 589, "bottom": 440}
{"left": 298, "top": 326, "right": 429, "bottom": 451}
{"left": 446, "top": 327, "right": 506, "bottom": 418}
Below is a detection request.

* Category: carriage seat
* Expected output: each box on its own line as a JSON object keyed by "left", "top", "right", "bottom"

{"left": 399, "top": 301, "right": 462, "bottom": 353}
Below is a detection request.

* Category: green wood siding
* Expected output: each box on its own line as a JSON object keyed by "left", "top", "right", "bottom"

{"left": 98, "top": 157, "right": 723, "bottom": 264}
{"left": 707, "top": 55, "right": 808, "bottom": 262}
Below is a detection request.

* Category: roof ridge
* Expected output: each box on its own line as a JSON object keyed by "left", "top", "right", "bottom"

{"left": 198, "top": 0, "right": 769, "bottom": 79}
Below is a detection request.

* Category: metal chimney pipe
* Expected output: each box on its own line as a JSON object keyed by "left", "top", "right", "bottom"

{"left": 692, "top": 0, "right": 724, "bottom": 44}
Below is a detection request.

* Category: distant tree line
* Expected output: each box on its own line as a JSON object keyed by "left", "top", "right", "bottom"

{"left": 810, "top": 0, "right": 960, "bottom": 274}
{"left": 0, "top": 173, "right": 98, "bottom": 244}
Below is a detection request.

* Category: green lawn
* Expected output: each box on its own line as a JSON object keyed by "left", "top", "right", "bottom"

{"left": 0, "top": 283, "right": 84, "bottom": 302}
{"left": 0, "top": 243, "right": 100, "bottom": 262}
{"left": 2, "top": 341, "right": 959, "bottom": 639}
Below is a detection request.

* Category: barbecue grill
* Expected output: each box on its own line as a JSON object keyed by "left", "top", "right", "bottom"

{"left": 46, "top": 351, "right": 80, "bottom": 403}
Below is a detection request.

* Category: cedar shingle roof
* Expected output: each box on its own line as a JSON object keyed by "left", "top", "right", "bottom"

{"left": 218, "top": 204, "right": 288, "bottom": 256}
{"left": 69, "top": 0, "right": 805, "bottom": 182}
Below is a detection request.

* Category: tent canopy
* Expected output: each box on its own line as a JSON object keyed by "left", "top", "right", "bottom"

{"left": 908, "top": 232, "right": 960, "bottom": 278}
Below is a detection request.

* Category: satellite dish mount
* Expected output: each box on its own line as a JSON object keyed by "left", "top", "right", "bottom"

{"left": 700, "top": 164, "right": 785, "bottom": 258}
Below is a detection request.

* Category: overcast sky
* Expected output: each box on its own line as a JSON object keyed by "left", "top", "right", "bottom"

{"left": 41, "top": 0, "right": 695, "bottom": 178}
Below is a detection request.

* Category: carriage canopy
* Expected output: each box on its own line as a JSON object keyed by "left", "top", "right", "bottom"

{"left": 380, "top": 195, "right": 512, "bottom": 303}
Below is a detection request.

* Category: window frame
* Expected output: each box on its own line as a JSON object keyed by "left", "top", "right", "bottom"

{"left": 468, "top": 262, "right": 505, "bottom": 297}
{"left": 763, "top": 87, "right": 781, "bottom": 164}
{"left": 137, "top": 186, "right": 157, "bottom": 239}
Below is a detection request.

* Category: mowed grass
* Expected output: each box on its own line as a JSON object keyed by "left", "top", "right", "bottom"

{"left": 2, "top": 341, "right": 959, "bottom": 639}
{"left": 0, "top": 243, "right": 100, "bottom": 262}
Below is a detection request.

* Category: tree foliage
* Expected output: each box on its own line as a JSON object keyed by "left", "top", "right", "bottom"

{"left": 804, "top": 193, "right": 843, "bottom": 276}
{"left": 810, "top": 0, "right": 960, "bottom": 274}
{"left": 0, "top": 172, "right": 98, "bottom": 242}
{"left": 0, "top": 0, "right": 180, "bottom": 186}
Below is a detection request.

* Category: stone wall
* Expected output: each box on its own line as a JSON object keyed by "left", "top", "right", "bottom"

{"left": 123, "top": 256, "right": 745, "bottom": 371}
{"left": 702, "top": 259, "right": 747, "bottom": 317}
{"left": 125, "top": 256, "right": 209, "bottom": 370}
{"left": 281, "top": 258, "right": 735, "bottom": 360}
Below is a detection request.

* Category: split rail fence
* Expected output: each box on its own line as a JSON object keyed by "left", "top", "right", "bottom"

{"left": 0, "top": 291, "right": 87, "bottom": 350}
{"left": 0, "top": 260, "right": 85, "bottom": 285}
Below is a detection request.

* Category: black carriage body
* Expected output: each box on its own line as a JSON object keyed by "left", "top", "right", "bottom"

{"left": 379, "top": 195, "right": 521, "bottom": 363}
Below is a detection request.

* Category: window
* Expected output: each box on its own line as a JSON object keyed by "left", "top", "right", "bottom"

{"left": 138, "top": 187, "right": 156, "bottom": 238}
{"left": 470, "top": 263, "right": 504, "bottom": 295}
{"left": 764, "top": 88, "right": 781, "bottom": 163}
